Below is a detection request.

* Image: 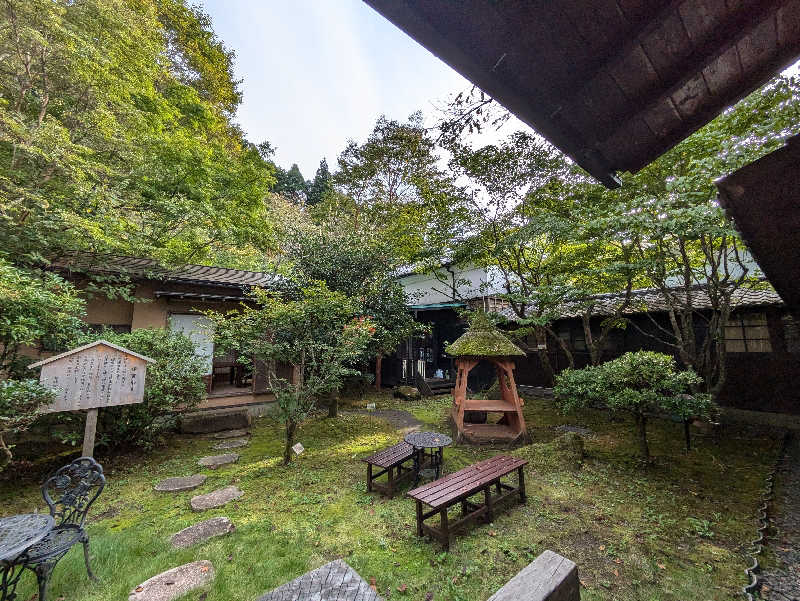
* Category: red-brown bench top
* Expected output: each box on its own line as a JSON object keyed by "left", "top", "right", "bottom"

{"left": 408, "top": 455, "right": 527, "bottom": 509}
{"left": 362, "top": 441, "right": 414, "bottom": 469}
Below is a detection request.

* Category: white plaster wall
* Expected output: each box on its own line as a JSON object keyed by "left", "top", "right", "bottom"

{"left": 399, "top": 264, "right": 506, "bottom": 306}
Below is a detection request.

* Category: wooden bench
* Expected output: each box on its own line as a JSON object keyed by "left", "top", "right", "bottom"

{"left": 407, "top": 454, "right": 528, "bottom": 550}
{"left": 362, "top": 441, "right": 418, "bottom": 498}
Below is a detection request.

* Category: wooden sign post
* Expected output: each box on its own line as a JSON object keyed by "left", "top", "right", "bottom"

{"left": 29, "top": 340, "right": 154, "bottom": 457}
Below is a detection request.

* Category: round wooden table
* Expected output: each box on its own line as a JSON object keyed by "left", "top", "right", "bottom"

{"left": 404, "top": 431, "right": 453, "bottom": 485}
{"left": 0, "top": 513, "right": 54, "bottom": 601}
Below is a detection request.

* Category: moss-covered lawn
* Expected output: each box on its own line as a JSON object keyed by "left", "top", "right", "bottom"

{"left": 0, "top": 395, "right": 780, "bottom": 601}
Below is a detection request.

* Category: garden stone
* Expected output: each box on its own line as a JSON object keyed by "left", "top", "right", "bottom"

{"left": 171, "top": 517, "right": 235, "bottom": 548}
{"left": 154, "top": 474, "right": 207, "bottom": 493}
{"left": 198, "top": 453, "right": 239, "bottom": 469}
{"left": 393, "top": 386, "right": 420, "bottom": 400}
{"left": 214, "top": 429, "right": 250, "bottom": 439}
{"left": 180, "top": 407, "right": 251, "bottom": 434}
{"left": 213, "top": 438, "right": 249, "bottom": 450}
{"left": 129, "top": 560, "right": 214, "bottom": 601}
{"left": 190, "top": 486, "right": 244, "bottom": 511}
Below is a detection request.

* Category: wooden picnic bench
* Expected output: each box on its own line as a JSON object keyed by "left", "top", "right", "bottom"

{"left": 362, "top": 441, "right": 419, "bottom": 498}
{"left": 407, "top": 454, "right": 528, "bottom": 550}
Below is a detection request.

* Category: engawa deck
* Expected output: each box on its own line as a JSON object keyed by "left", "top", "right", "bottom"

{"left": 407, "top": 454, "right": 528, "bottom": 550}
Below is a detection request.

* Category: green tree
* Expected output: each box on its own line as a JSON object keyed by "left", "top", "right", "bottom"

{"left": 280, "top": 215, "right": 421, "bottom": 401}
{"left": 0, "top": 0, "right": 277, "bottom": 269}
{"left": 306, "top": 158, "right": 332, "bottom": 206}
{"left": 0, "top": 379, "right": 54, "bottom": 469}
{"left": 611, "top": 75, "right": 800, "bottom": 396}
{"left": 0, "top": 259, "right": 85, "bottom": 376}
{"left": 208, "top": 284, "right": 374, "bottom": 464}
{"left": 273, "top": 163, "right": 308, "bottom": 203}
{"left": 554, "top": 352, "right": 716, "bottom": 461}
{"left": 334, "top": 113, "right": 467, "bottom": 263}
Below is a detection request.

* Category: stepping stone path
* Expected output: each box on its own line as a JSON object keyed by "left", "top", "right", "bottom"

{"left": 191, "top": 486, "right": 244, "bottom": 511}
{"left": 213, "top": 438, "right": 249, "bottom": 450}
{"left": 214, "top": 429, "right": 249, "bottom": 439}
{"left": 129, "top": 560, "right": 214, "bottom": 601}
{"left": 198, "top": 453, "right": 239, "bottom": 469}
{"left": 154, "top": 474, "right": 207, "bottom": 493}
{"left": 171, "top": 517, "right": 235, "bottom": 548}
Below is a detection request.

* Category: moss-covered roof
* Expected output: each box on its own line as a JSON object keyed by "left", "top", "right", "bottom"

{"left": 446, "top": 313, "right": 525, "bottom": 357}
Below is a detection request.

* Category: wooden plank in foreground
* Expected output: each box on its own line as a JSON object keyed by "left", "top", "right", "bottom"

{"left": 256, "top": 559, "right": 382, "bottom": 601}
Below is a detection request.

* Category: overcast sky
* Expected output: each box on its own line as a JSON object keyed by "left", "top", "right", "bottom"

{"left": 197, "top": 0, "right": 503, "bottom": 179}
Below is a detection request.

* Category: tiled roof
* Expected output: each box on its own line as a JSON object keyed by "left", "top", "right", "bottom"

{"left": 53, "top": 253, "right": 277, "bottom": 289}
{"left": 496, "top": 286, "right": 785, "bottom": 322}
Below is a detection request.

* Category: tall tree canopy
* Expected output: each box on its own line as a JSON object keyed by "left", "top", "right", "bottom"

{"left": 0, "top": 0, "right": 277, "bottom": 270}
{"left": 333, "top": 113, "right": 467, "bottom": 264}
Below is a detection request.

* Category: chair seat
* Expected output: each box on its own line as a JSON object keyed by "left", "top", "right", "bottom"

{"left": 23, "top": 524, "right": 84, "bottom": 563}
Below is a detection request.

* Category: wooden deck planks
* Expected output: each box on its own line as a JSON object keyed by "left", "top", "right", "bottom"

{"left": 256, "top": 559, "right": 382, "bottom": 601}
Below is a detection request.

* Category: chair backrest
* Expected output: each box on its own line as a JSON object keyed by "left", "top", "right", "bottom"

{"left": 41, "top": 457, "right": 105, "bottom": 528}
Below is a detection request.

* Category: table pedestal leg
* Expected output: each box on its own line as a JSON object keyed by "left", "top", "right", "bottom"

{"left": 412, "top": 446, "right": 421, "bottom": 486}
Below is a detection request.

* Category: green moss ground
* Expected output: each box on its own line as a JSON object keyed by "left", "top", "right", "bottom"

{"left": 0, "top": 395, "right": 780, "bottom": 601}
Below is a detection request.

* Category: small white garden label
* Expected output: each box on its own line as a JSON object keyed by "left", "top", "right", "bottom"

{"left": 292, "top": 442, "right": 305, "bottom": 455}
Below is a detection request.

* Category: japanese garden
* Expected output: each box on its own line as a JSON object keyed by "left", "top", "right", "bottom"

{"left": 1, "top": 2, "right": 800, "bottom": 601}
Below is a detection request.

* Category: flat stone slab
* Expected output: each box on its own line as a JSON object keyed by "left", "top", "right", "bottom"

{"left": 129, "top": 560, "right": 214, "bottom": 601}
{"left": 257, "top": 559, "right": 383, "bottom": 601}
{"left": 214, "top": 429, "right": 250, "bottom": 439}
{"left": 180, "top": 407, "right": 251, "bottom": 434}
{"left": 154, "top": 474, "right": 207, "bottom": 493}
{"left": 197, "top": 453, "right": 239, "bottom": 469}
{"left": 213, "top": 438, "right": 249, "bottom": 450}
{"left": 171, "top": 517, "right": 235, "bottom": 548}
{"left": 190, "top": 486, "right": 244, "bottom": 511}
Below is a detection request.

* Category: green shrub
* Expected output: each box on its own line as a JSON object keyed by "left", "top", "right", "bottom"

{"left": 70, "top": 328, "right": 207, "bottom": 449}
{"left": 0, "top": 379, "right": 54, "bottom": 469}
{"left": 554, "top": 351, "right": 717, "bottom": 460}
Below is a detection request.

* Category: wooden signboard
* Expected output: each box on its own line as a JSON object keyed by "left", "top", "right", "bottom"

{"left": 29, "top": 340, "right": 154, "bottom": 457}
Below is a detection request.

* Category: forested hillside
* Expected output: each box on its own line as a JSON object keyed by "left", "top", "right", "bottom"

{"left": 1, "top": 0, "right": 277, "bottom": 270}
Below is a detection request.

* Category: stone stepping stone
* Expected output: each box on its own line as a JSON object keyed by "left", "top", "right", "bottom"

{"left": 214, "top": 429, "right": 249, "bottom": 439}
{"left": 190, "top": 486, "right": 244, "bottom": 511}
{"left": 213, "top": 438, "right": 249, "bottom": 450}
{"left": 171, "top": 517, "right": 235, "bottom": 548}
{"left": 198, "top": 453, "right": 239, "bottom": 469}
{"left": 129, "top": 560, "right": 214, "bottom": 601}
{"left": 154, "top": 474, "right": 207, "bottom": 493}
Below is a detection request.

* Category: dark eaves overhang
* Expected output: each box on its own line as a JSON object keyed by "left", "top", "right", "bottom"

{"left": 364, "top": 0, "right": 800, "bottom": 188}
{"left": 717, "top": 134, "right": 800, "bottom": 317}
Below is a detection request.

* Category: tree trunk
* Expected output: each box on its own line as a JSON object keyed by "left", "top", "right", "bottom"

{"left": 0, "top": 433, "right": 12, "bottom": 470}
{"left": 327, "top": 392, "right": 338, "bottom": 418}
{"left": 375, "top": 353, "right": 383, "bottom": 391}
{"left": 283, "top": 419, "right": 297, "bottom": 465}
{"left": 534, "top": 326, "right": 555, "bottom": 385}
{"left": 635, "top": 414, "right": 650, "bottom": 461}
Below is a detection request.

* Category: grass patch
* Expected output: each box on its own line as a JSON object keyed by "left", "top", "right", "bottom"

{"left": 0, "top": 395, "right": 779, "bottom": 600}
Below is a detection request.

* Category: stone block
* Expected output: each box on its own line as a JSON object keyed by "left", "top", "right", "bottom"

{"left": 171, "top": 517, "right": 235, "bottom": 548}
{"left": 190, "top": 486, "right": 244, "bottom": 511}
{"left": 129, "top": 560, "right": 214, "bottom": 601}
{"left": 197, "top": 453, "right": 239, "bottom": 469}
{"left": 154, "top": 474, "right": 207, "bottom": 493}
{"left": 180, "top": 407, "right": 251, "bottom": 434}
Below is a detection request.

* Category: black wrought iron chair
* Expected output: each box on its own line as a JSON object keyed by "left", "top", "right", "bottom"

{"left": 21, "top": 457, "right": 105, "bottom": 601}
